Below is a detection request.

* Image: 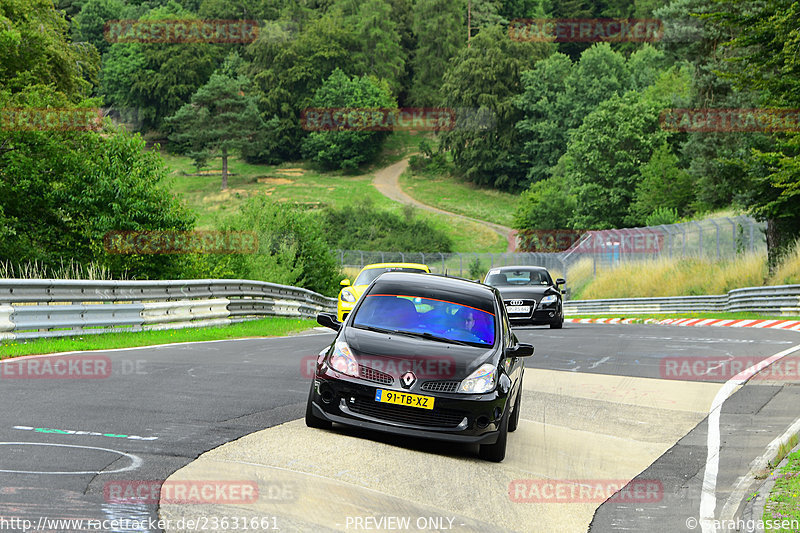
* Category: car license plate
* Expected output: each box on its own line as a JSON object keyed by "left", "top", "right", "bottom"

{"left": 506, "top": 305, "right": 530, "bottom": 314}
{"left": 375, "top": 389, "right": 434, "bottom": 410}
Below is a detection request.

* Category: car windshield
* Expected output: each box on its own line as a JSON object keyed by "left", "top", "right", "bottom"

{"left": 352, "top": 293, "right": 495, "bottom": 347}
{"left": 485, "top": 269, "right": 552, "bottom": 287}
{"left": 353, "top": 266, "right": 427, "bottom": 286}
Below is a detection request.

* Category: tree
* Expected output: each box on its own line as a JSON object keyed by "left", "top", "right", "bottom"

{"left": 245, "top": 8, "right": 359, "bottom": 161}
{"left": 706, "top": 0, "right": 800, "bottom": 268}
{"left": 515, "top": 52, "right": 573, "bottom": 183}
{"left": 300, "top": 69, "right": 396, "bottom": 171}
{"left": 512, "top": 175, "right": 577, "bottom": 230}
{"left": 71, "top": 0, "right": 125, "bottom": 55}
{"left": 100, "top": 4, "right": 224, "bottom": 131}
{"left": 0, "top": 0, "right": 98, "bottom": 100}
{"left": 629, "top": 143, "right": 694, "bottom": 224}
{"left": 555, "top": 92, "right": 668, "bottom": 229}
{"left": 208, "top": 197, "right": 342, "bottom": 296}
{"left": 0, "top": 102, "right": 196, "bottom": 278}
{"left": 350, "top": 0, "right": 405, "bottom": 95}
{"left": 409, "top": 0, "right": 466, "bottom": 106}
{"left": 438, "top": 24, "right": 550, "bottom": 191}
{"left": 167, "top": 71, "right": 264, "bottom": 189}
{"left": 516, "top": 43, "right": 635, "bottom": 184}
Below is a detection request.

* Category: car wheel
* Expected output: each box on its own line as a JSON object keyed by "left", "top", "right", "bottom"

{"left": 479, "top": 407, "right": 509, "bottom": 462}
{"left": 550, "top": 318, "right": 563, "bottom": 329}
{"left": 508, "top": 385, "right": 522, "bottom": 433}
{"left": 305, "top": 380, "right": 332, "bottom": 429}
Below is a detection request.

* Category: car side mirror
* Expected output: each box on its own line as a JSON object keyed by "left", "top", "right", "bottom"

{"left": 556, "top": 278, "right": 566, "bottom": 285}
{"left": 317, "top": 312, "right": 341, "bottom": 332}
{"left": 506, "top": 343, "right": 534, "bottom": 357}
{"left": 340, "top": 279, "right": 351, "bottom": 287}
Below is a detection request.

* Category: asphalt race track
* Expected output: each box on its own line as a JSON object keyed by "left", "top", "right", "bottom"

{"left": 0, "top": 324, "right": 798, "bottom": 533}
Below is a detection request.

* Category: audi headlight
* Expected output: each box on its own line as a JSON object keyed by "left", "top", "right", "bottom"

{"left": 459, "top": 363, "right": 496, "bottom": 393}
{"left": 340, "top": 289, "right": 356, "bottom": 303}
{"left": 540, "top": 295, "right": 557, "bottom": 305}
{"left": 328, "top": 341, "right": 359, "bottom": 377}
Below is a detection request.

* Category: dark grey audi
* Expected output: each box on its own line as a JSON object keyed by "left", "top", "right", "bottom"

{"left": 306, "top": 272, "right": 534, "bottom": 462}
{"left": 483, "top": 266, "right": 565, "bottom": 328}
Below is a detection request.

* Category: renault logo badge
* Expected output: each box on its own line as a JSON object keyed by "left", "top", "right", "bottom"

{"left": 401, "top": 371, "right": 416, "bottom": 388}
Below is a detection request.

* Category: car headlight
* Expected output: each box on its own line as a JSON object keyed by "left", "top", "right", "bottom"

{"left": 459, "top": 363, "right": 496, "bottom": 393}
{"left": 328, "top": 341, "right": 359, "bottom": 377}
{"left": 540, "top": 295, "right": 557, "bottom": 305}
{"left": 340, "top": 289, "right": 356, "bottom": 303}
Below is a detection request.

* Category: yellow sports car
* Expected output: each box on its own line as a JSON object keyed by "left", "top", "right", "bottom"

{"left": 337, "top": 262, "right": 430, "bottom": 321}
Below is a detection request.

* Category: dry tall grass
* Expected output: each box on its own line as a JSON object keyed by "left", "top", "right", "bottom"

{"left": 0, "top": 259, "right": 119, "bottom": 280}
{"left": 576, "top": 252, "right": 768, "bottom": 299}
{"left": 768, "top": 239, "right": 800, "bottom": 285}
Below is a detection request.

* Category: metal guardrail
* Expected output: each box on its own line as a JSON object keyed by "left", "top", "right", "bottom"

{"left": 563, "top": 285, "right": 800, "bottom": 317}
{"left": 0, "top": 279, "right": 337, "bottom": 341}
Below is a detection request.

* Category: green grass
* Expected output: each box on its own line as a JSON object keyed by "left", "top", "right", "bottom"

{"left": 0, "top": 317, "right": 316, "bottom": 358}
{"left": 764, "top": 447, "right": 800, "bottom": 531}
{"left": 565, "top": 312, "right": 800, "bottom": 321}
{"left": 161, "top": 149, "right": 506, "bottom": 253}
{"left": 399, "top": 168, "right": 519, "bottom": 227}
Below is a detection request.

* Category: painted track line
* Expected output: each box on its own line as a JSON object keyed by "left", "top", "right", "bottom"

{"left": 698, "top": 343, "right": 800, "bottom": 533}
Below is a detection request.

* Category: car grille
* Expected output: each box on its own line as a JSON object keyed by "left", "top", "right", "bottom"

{"left": 420, "top": 380, "right": 460, "bottom": 393}
{"left": 359, "top": 365, "right": 393, "bottom": 385}
{"left": 504, "top": 299, "right": 536, "bottom": 316}
{"left": 349, "top": 398, "right": 467, "bottom": 428}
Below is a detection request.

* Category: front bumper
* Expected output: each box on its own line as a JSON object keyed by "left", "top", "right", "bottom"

{"left": 337, "top": 301, "right": 355, "bottom": 322}
{"left": 310, "top": 376, "right": 507, "bottom": 444}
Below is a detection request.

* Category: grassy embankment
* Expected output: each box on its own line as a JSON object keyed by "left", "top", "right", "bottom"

{"left": 162, "top": 132, "right": 507, "bottom": 254}
{"left": 763, "top": 444, "right": 800, "bottom": 532}
{"left": 399, "top": 168, "right": 520, "bottom": 228}
{"left": 0, "top": 317, "right": 316, "bottom": 358}
{"left": 565, "top": 239, "right": 800, "bottom": 302}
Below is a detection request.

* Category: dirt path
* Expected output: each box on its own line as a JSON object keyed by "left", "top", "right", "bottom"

{"left": 371, "top": 158, "right": 517, "bottom": 252}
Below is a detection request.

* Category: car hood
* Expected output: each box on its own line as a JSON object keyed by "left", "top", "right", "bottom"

{"left": 495, "top": 286, "right": 558, "bottom": 301}
{"left": 342, "top": 327, "right": 497, "bottom": 381}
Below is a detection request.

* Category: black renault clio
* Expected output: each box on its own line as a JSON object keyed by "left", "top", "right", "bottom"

{"left": 306, "top": 272, "right": 533, "bottom": 462}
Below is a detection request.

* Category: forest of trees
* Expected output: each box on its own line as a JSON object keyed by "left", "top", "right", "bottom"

{"left": 2, "top": 0, "right": 799, "bottom": 277}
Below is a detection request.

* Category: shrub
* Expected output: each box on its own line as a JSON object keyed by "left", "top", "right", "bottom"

{"left": 199, "top": 197, "right": 342, "bottom": 296}
{"left": 320, "top": 199, "right": 452, "bottom": 252}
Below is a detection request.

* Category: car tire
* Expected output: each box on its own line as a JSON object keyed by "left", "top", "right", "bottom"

{"left": 479, "top": 407, "right": 509, "bottom": 462}
{"left": 305, "top": 381, "right": 332, "bottom": 429}
{"left": 508, "top": 385, "right": 522, "bottom": 433}
{"left": 550, "top": 318, "right": 563, "bottom": 329}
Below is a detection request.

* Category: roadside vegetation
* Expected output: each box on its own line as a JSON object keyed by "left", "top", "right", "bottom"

{"left": 764, "top": 447, "right": 800, "bottom": 532}
{"left": 0, "top": 317, "right": 316, "bottom": 358}
{"left": 566, "top": 240, "right": 800, "bottom": 300}
{"left": 399, "top": 167, "right": 519, "bottom": 227}
{"left": 2, "top": 0, "right": 798, "bottom": 299}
